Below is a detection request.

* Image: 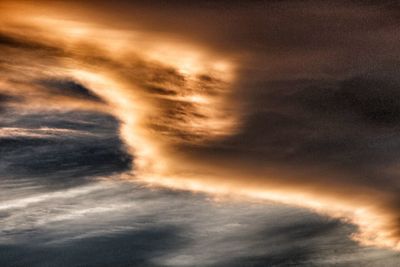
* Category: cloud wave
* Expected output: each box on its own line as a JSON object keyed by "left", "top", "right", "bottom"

{"left": 1, "top": 0, "right": 400, "bottom": 250}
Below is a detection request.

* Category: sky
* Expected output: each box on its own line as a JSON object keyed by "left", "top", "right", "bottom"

{"left": 0, "top": 1, "right": 400, "bottom": 266}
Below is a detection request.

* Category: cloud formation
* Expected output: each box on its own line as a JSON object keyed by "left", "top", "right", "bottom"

{"left": 1, "top": 0, "right": 400, "bottom": 251}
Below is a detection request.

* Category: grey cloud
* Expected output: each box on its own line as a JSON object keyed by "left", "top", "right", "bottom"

{"left": 0, "top": 227, "right": 185, "bottom": 267}
{"left": 1, "top": 176, "right": 398, "bottom": 267}
{"left": 0, "top": 110, "right": 131, "bottom": 189}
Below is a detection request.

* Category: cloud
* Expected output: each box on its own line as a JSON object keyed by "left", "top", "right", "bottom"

{"left": 0, "top": 227, "right": 185, "bottom": 267}
{"left": 1, "top": 0, "right": 400, "bottom": 251}
{"left": 0, "top": 111, "right": 131, "bottom": 189}
{"left": 0, "top": 98, "right": 398, "bottom": 266}
{"left": 38, "top": 79, "right": 105, "bottom": 103}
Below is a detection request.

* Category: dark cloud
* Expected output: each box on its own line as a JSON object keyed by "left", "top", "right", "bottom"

{"left": 181, "top": 66, "right": 400, "bottom": 211}
{"left": 0, "top": 92, "right": 18, "bottom": 111}
{"left": 0, "top": 111, "right": 131, "bottom": 189}
{"left": 0, "top": 32, "right": 50, "bottom": 51}
{"left": 0, "top": 227, "right": 185, "bottom": 267}
{"left": 201, "top": 67, "right": 400, "bottom": 168}
{"left": 38, "top": 79, "right": 105, "bottom": 103}
{"left": 0, "top": 31, "right": 63, "bottom": 56}
{"left": 0, "top": 93, "right": 14, "bottom": 103}
{"left": 1, "top": 176, "right": 398, "bottom": 267}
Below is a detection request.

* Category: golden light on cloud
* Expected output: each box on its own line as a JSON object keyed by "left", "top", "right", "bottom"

{"left": 1, "top": 0, "right": 400, "bottom": 252}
